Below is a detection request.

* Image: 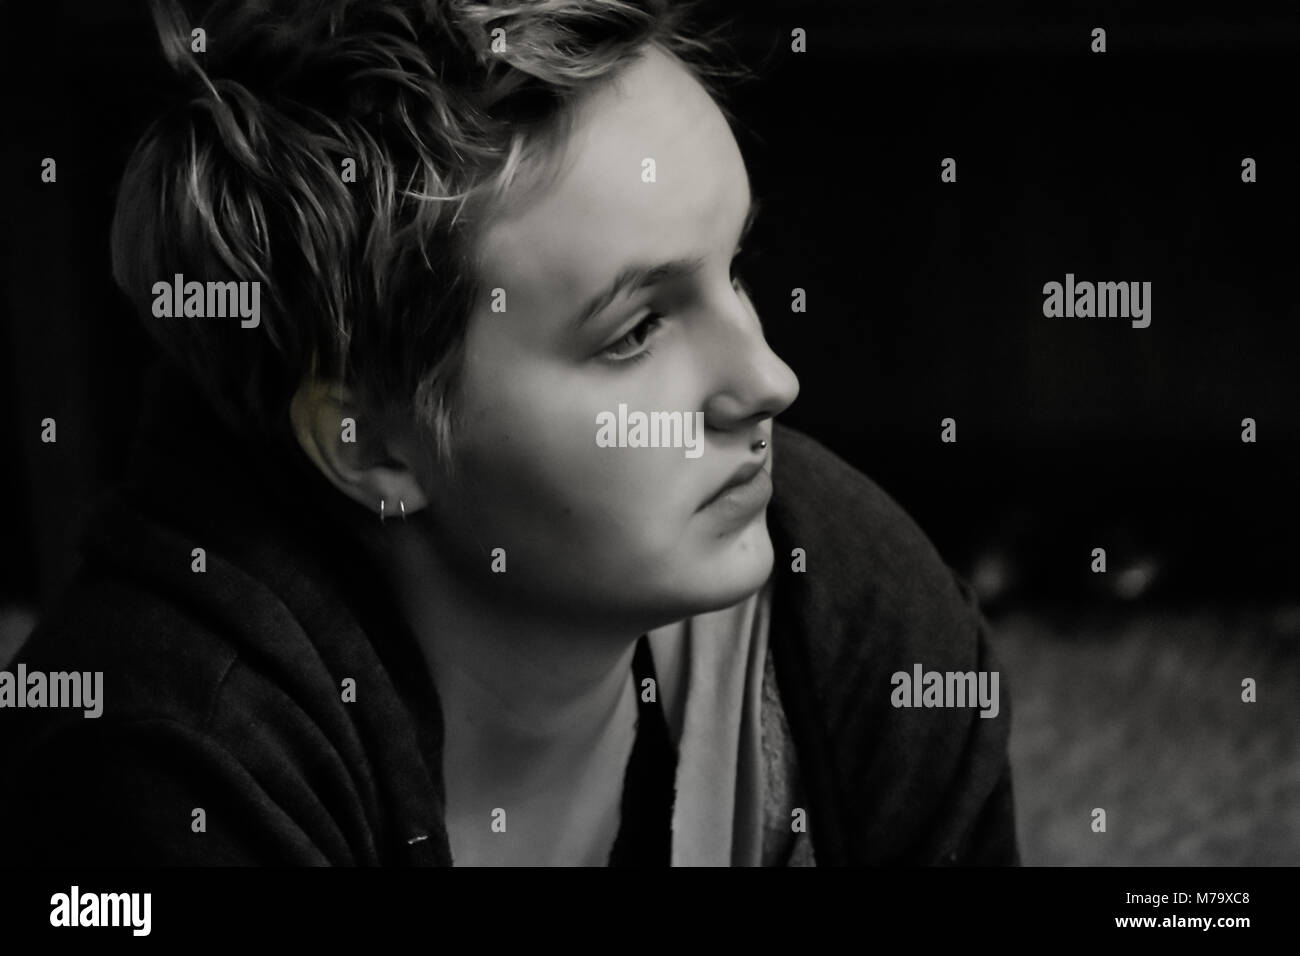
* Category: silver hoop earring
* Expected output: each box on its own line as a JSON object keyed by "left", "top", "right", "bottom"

{"left": 379, "top": 498, "right": 387, "bottom": 522}
{"left": 399, "top": 500, "right": 407, "bottom": 521}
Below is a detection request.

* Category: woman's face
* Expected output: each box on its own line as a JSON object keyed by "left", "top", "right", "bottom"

{"left": 421, "top": 45, "right": 799, "bottom": 629}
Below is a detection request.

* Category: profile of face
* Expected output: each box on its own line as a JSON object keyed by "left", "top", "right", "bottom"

{"left": 414, "top": 44, "right": 799, "bottom": 631}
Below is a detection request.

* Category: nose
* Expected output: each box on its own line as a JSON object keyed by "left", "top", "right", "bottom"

{"left": 701, "top": 287, "right": 800, "bottom": 432}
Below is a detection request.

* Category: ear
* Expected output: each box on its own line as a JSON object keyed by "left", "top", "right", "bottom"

{"left": 289, "top": 378, "right": 430, "bottom": 518}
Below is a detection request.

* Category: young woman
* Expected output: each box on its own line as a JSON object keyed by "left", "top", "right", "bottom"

{"left": 0, "top": 0, "right": 1018, "bottom": 866}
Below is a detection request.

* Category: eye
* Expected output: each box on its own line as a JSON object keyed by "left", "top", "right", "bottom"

{"left": 599, "top": 313, "right": 663, "bottom": 363}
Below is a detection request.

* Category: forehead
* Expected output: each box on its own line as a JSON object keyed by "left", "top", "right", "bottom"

{"left": 475, "top": 45, "right": 748, "bottom": 317}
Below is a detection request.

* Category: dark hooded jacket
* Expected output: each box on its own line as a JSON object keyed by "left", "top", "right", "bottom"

{"left": 0, "top": 368, "right": 1019, "bottom": 866}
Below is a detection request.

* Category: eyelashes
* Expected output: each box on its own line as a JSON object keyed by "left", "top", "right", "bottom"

{"left": 600, "top": 313, "right": 663, "bottom": 364}
{"left": 598, "top": 246, "right": 762, "bottom": 366}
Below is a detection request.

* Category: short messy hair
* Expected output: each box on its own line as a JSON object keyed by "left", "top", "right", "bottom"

{"left": 110, "top": 0, "right": 743, "bottom": 469}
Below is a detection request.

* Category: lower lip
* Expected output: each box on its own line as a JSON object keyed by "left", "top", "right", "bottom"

{"left": 699, "top": 467, "right": 773, "bottom": 520}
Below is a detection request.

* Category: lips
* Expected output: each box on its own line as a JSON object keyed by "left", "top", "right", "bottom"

{"left": 698, "top": 459, "right": 766, "bottom": 512}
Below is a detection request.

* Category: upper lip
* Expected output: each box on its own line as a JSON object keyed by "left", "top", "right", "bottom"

{"left": 699, "top": 458, "right": 767, "bottom": 510}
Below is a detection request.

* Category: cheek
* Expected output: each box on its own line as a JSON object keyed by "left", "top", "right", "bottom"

{"left": 441, "top": 354, "right": 697, "bottom": 571}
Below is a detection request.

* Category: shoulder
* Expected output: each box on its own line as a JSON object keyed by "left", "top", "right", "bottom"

{"left": 768, "top": 423, "right": 973, "bottom": 659}
{"left": 4, "top": 568, "right": 240, "bottom": 740}
{"left": 0, "top": 512, "right": 373, "bottom": 864}
{"left": 767, "top": 424, "right": 1018, "bottom": 865}
{"left": 2, "top": 488, "right": 377, "bottom": 753}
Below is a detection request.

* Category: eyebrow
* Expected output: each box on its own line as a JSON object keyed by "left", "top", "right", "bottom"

{"left": 571, "top": 192, "right": 762, "bottom": 331}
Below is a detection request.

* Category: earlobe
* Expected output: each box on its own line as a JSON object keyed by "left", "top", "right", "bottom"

{"left": 288, "top": 379, "right": 430, "bottom": 516}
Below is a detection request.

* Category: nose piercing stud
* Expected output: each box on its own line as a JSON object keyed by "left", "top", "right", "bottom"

{"left": 753, "top": 438, "right": 768, "bottom": 451}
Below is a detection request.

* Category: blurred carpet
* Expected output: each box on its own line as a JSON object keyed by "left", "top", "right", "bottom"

{"left": 990, "top": 600, "right": 1300, "bottom": 866}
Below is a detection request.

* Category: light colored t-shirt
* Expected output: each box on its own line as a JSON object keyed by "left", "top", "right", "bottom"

{"left": 646, "top": 576, "right": 816, "bottom": 866}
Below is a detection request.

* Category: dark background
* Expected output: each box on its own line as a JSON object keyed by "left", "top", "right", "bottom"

{"left": 2, "top": 0, "right": 1298, "bottom": 863}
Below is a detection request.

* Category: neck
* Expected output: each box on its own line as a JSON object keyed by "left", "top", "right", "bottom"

{"left": 378, "top": 522, "right": 644, "bottom": 799}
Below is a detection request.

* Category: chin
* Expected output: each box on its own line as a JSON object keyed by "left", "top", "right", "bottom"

{"left": 679, "top": 520, "right": 776, "bottom": 614}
